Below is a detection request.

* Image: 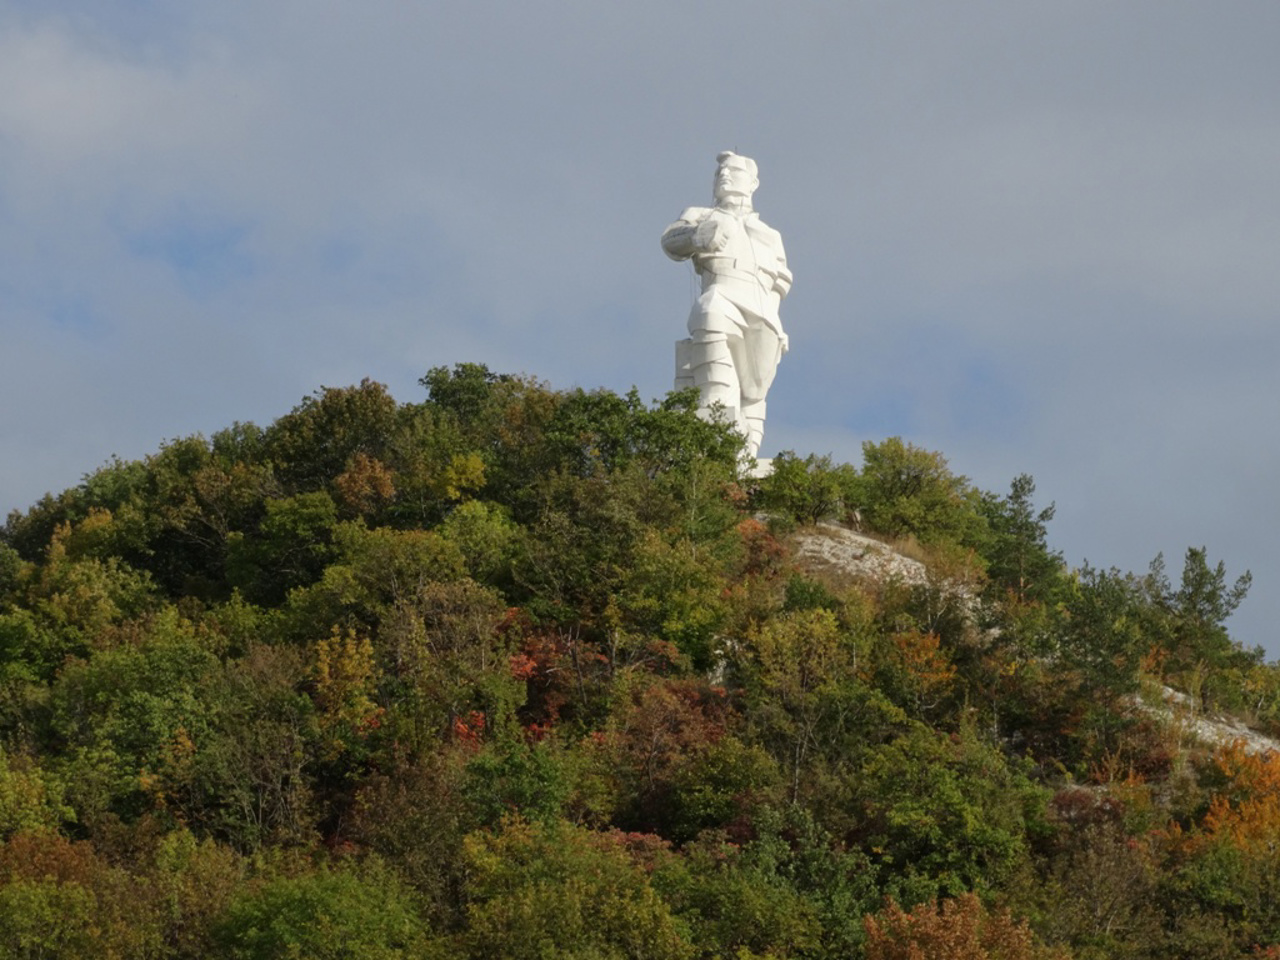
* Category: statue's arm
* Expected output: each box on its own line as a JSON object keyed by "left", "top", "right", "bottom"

{"left": 768, "top": 261, "right": 793, "bottom": 299}
{"left": 763, "top": 233, "right": 793, "bottom": 299}
{"left": 760, "top": 233, "right": 792, "bottom": 351}
{"left": 661, "top": 207, "right": 719, "bottom": 261}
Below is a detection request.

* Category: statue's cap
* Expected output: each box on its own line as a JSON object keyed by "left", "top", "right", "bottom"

{"left": 717, "top": 151, "right": 757, "bottom": 177}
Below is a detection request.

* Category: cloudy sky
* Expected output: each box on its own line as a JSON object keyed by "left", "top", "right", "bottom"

{"left": 2, "top": 2, "right": 1277, "bottom": 653}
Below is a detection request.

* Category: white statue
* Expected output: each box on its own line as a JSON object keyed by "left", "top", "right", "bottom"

{"left": 662, "top": 151, "right": 792, "bottom": 461}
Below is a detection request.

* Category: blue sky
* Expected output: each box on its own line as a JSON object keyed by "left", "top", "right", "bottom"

{"left": 2, "top": 1, "right": 1278, "bottom": 653}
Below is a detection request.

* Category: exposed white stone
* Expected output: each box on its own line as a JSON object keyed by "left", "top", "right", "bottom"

{"left": 1132, "top": 685, "right": 1280, "bottom": 755}
{"left": 790, "top": 521, "right": 932, "bottom": 589}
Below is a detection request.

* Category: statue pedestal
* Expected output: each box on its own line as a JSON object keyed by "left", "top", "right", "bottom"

{"left": 675, "top": 338, "right": 695, "bottom": 391}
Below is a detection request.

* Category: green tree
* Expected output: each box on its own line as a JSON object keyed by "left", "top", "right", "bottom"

{"left": 655, "top": 831, "right": 823, "bottom": 958}
{"left": 1144, "top": 548, "right": 1255, "bottom": 709}
{"left": 149, "top": 827, "right": 246, "bottom": 960}
{"left": 213, "top": 858, "right": 432, "bottom": 960}
{"left": 1052, "top": 564, "right": 1149, "bottom": 760}
{"left": 853, "top": 723, "right": 1047, "bottom": 902}
{"left": 460, "top": 817, "right": 694, "bottom": 960}
{"left": 48, "top": 607, "right": 218, "bottom": 826}
{"left": 742, "top": 608, "right": 901, "bottom": 810}
{"left": 856, "top": 438, "right": 986, "bottom": 546}
{"left": 264, "top": 379, "right": 401, "bottom": 493}
{"left": 0, "top": 747, "right": 72, "bottom": 839}
{"left": 226, "top": 491, "right": 341, "bottom": 605}
{"left": 757, "top": 451, "right": 855, "bottom": 526}
{"left": 182, "top": 645, "right": 319, "bottom": 851}
{"left": 978, "top": 474, "right": 1064, "bottom": 605}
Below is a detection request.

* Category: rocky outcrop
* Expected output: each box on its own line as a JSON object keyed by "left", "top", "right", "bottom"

{"left": 792, "top": 520, "right": 1280, "bottom": 757}
{"left": 789, "top": 521, "right": 931, "bottom": 589}
{"left": 1134, "top": 686, "right": 1280, "bottom": 756}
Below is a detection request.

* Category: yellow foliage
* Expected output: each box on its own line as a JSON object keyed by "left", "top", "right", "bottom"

{"left": 438, "top": 452, "right": 486, "bottom": 502}
{"left": 313, "top": 626, "right": 383, "bottom": 758}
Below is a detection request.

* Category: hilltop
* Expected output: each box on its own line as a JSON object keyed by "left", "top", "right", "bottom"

{"left": 0, "top": 364, "right": 1276, "bottom": 959}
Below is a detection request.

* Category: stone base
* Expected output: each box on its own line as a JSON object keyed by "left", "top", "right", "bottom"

{"left": 674, "top": 338, "right": 695, "bottom": 391}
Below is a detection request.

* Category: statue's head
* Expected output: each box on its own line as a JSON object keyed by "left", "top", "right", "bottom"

{"left": 714, "top": 151, "right": 759, "bottom": 202}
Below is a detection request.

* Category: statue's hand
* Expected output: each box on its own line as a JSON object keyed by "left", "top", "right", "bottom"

{"left": 694, "top": 218, "right": 727, "bottom": 253}
{"left": 779, "top": 332, "right": 790, "bottom": 355}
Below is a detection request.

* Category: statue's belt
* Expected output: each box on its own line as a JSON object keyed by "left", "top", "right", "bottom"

{"left": 696, "top": 258, "right": 773, "bottom": 283}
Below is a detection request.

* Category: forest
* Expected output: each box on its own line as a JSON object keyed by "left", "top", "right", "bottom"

{"left": 1, "top": 363, "right": 1277, "bottom": 959}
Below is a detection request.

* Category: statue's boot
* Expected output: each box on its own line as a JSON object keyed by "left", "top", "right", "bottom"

{"left": 688, "top": 333, "right": 741, "bottom": 429}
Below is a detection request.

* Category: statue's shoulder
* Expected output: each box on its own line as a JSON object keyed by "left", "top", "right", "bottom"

{"left": 675, "top": 206, "right": 714, "bottom": 223}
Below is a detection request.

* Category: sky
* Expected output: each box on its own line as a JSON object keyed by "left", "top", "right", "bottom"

{"left": 2, "top": 2, "right": 1277, "bottom": 654}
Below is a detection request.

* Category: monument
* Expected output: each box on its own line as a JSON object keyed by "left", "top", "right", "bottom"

{"left": 662, "top": 151, "right": 792, "bottom": 462}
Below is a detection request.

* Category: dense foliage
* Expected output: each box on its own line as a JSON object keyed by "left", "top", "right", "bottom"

{"left": 0, "top": 365, "right": 1275, "bottom": 958}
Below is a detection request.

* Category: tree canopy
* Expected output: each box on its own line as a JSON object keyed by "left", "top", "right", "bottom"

{"left": 0, "top": 364, "right": 1272, "bottom": 958}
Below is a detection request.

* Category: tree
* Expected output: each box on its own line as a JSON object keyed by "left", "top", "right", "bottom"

{"left": 460, "top": 817, "right": 693, "bottom": 960}
{"left": 264, "top": 379, "right": 401, "bottom": 493}
{"left": 757, "top": 451, "right": 856, "bottom": 526}
{"left": 149, "top": 828, "right": 246, "bottom": 960}
{"left": 0, "top": 747, "right": 71, "bottom": 839}
{"left": 978, "top": 474, "right": 1064, "bottom": 606}
{"left": 213, "top": 857, "right": 432, "bottom": 960}
{"left": 743, "top": 608, "right": 894, "bottom": 807}
{"left": 591, "top": 676, "right": 737, "bottom": 836}
{"left": 0, "top": 830, "right": 164, "bottom": 959}
{"left": 855, "top": 438, "right": 986, "bottom": 546}
{"left": 1057, "top": 564, "right": 1146, "bottom": 706}
{"left": 1145, "top": 548, "right": 1255, "bottom": 708}
{"left": 48, "top": 607, "right": 219, "bottom": 826}
{"left": 853, "top": 724, "right": 1046, "bottom": 902}
{"left": 865, "top": 893, "right": 1067, "bottom": 960}
{"left": 226, "top": 491, "right": 341, "bottom": 605}
{"left": 654, "top": 830, "right": 823, "bottom": 958}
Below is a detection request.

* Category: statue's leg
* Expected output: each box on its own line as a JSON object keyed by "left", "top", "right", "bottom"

{"left": 736, "top": 321, "right": 782, "bottom": 459}
{"left": 687, "top": 292, "right": 746, "bottom": 432}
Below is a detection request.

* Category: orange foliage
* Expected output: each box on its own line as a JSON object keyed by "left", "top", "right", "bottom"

{"left": 865, "top": 893, "right": 1066, "bottom": 960}
{"left": 1201, "top": 740, "right": 1280, "bottom": 853}
{"left": 335, "top": 452, "right": 396, "bottom": 515}
{"left": 599, "top": 678, "right": 729, "bottom": 812}
{"left": 892, "top": 630, "right": 956, "bottom": 690}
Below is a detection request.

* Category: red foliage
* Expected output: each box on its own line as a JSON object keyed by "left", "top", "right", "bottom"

{"left": 603, "top": 830, "right": 675, "bottom": 873}
{"left": 513, "top": 630, "right": 608, "bottom": 728}
{"left": 509, "top": 651, "right": 539, "bottom": 680}
{"left": 737, "top": 516, "right": 788, "bottom": 577}
{"left": 452, "top": 710, "right": 486, "bottom": 745}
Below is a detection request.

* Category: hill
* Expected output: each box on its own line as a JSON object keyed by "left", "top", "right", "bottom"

{"left": 0, "top": 364, "right": 1276, "bottom": 959}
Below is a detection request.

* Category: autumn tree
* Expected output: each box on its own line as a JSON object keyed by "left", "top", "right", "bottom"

{"left": 865, "top": 893, "right": 1067, "bottom": 960}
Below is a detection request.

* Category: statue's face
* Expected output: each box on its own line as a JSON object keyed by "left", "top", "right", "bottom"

{"left": 714, "top": 158, "right": 757, "bottom": 201}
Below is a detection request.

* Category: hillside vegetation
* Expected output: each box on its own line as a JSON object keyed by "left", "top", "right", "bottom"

{"left": 1, "top": 364, "right": 1277, "bottom": 959}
